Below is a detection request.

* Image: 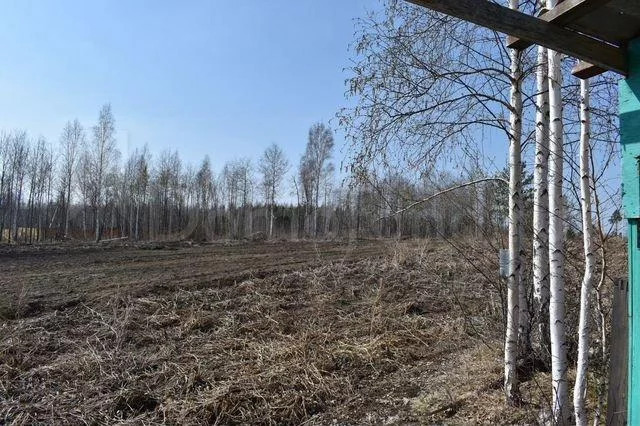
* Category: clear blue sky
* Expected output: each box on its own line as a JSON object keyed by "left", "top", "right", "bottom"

{"left": 0, "top": 0, "right": 375, "bottom": 174}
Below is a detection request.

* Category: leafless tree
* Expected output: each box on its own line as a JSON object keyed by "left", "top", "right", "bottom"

{"left": 9, "top": 131, "right": 29, "bottom": 243}
{"left": 299, "top": 123, "right": 334, "bottom": 237}
{"left": 91, "top": 104, "right": 117, "bottom": 242}
{"left": 77, "top": 150, "right": 95, "bottom": 239}
{"left": 195, "top": 156, "right": 214, "bottom": 239}
{"left": 59, "top": 119, "right": 85, "bottom": 238}
{"left": 0, "top": 131, "right": 11, "bottom": 241}
{"left": 259, "top": 143, "right": 289, "bottom": 238}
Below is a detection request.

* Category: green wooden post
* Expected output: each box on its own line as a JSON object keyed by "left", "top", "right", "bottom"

{"left": 620, "top": 37, "right": 640, "bottom": 425}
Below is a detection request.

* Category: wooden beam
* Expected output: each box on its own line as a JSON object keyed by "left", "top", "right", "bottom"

{"left": 405, "top": 0, "right": 627, "bottom": 75}
{"left": 612, "top": 0, "right": 640, "bottom": 20}
{"left": 508, "top": 0, "right": 615, "bottom": 50}
{"left": 572, "top": 60, "right": 607, "bottom": 78}
{"left": 544, "top": 0, "right": 612, "bottom": 24}
{"left": 508, "top": 0, "right": 614, "bottom": 78}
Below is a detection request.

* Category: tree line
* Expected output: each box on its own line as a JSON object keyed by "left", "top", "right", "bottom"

{"left": 0, "top": 108, "right": 519, "bottom": 245}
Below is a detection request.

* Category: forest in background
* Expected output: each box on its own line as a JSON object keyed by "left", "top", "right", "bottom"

{"left": 0, "top": 108, "right": 528, "bottom": 245}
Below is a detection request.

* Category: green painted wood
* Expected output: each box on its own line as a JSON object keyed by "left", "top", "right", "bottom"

{"left": 620, "top": 39, "right": 640, "bottom": 219}
{"left": 620, "top": 37, "right": 640, "bottom": 426}
{"left": 628, "top": 221, "right": 639, "bottom": 425}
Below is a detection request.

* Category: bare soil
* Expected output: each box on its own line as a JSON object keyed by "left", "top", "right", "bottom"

{"left": 0, "top": 239, "right": 582, "bottom": 424}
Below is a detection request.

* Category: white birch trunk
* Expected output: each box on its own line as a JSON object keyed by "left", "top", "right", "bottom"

{"left": 547, "top": 10, "right": 570, "bottom": 420}
{"left": 65, "top": 178, "right": 72, "bottom": 238}
{"left": 533, "top": 42, "right": 551, "bottom": 362}
{"left": 518, "top": 179, "right": 530, "bottom": 355}
{"left": 269, "top": 204, "right": 274, "bottom": 238}
{"left": 574, "top": 77, "right": 595, "bottom": 426}
{"left": 504, "top": 4, "right": 523, "bottom": 400}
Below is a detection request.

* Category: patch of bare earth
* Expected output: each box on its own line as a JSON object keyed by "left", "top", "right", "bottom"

{"left": 1, "top": 240, "right": 563, "bottom": 424}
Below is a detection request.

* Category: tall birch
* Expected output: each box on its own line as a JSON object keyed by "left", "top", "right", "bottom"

{"left": 518, "top": 176, "right": 530, "bottom": 355}
{"left": 573, "top": 77, "right": 594, "bottom": 426}
{"left": 547, "top": 2, "right": 569, "bottom": 420}
{"left": 60, "top": 119, "right": 85, "bottom": 238}
{"left": 92, "top": 104, "right": 116, "bottom": 242}
{"left": 533, "top": 29, "right": 550, "bottom": 363}
{"left": 259, "top": 143, "right": 289, "bottom": 238}
{"left": 504, "top": 0, "right": 523, "bottom": 403}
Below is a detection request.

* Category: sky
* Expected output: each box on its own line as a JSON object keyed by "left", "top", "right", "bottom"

{"left": 0, "top": 0, "right": 619, "bottom": 218}
{"left": 0, "top": 0, "right": 376, "bottom": 175}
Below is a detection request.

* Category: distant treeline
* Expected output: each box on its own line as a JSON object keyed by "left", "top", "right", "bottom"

{"left": 0, "top": 106, "right": 513, "bottom": 244}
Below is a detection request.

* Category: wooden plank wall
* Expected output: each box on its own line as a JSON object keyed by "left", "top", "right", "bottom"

{"left": 607, "top": 278, "right": 628, "bottom": 425}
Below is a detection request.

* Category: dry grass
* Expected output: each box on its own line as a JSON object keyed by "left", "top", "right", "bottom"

{"left": 0, "top": 238, "right": 624, "bottom": 424}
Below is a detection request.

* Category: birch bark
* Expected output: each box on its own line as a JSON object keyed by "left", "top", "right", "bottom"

{"left": 504, "top": 0, "right": 523, "bottom": 401}
{"left": 533, "top": 40, "right": 550, "bottom": 364}
{"left": 574, "top": 77, "right": 594, "bottom": 426}
{"left": 547, "top": 5, "right": 570, "bottom": 420}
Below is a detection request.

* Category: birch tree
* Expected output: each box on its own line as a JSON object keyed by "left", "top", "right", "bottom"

{"left": 60, "top": 119, "right": 85, "bottom": 238}
{"left": 573, "top": 77, "right": 594, "bottom": 426}
{"left": 259, "top": 143, "right": 289, "bottom": 238}
{"left": 298, "top": 155, "right": 314, "bottom": 236}
{"left": 0, "top": 132, "right": 9, "bottom": 241}
{"left": 25, "top": 140, "right": 40, "bottom": 241}
{"left": 532, "top": 8, "right": 551, "bottom": 365}
{"left": 303, "top": 123, "right": 334, "bottom": 237}
{"left": 134, "top": 147, "right": 150, "bottom": 240}
{"left": 504, "top": 0, "right": 523, "bottom": 403}
{"left": 77, "top": 150, "right": 95, "bottom": 239}
{"left": 547, "top": 0, "right": 570, "bottom": 419}
{"left": 26, "top": 138, "right": 49, "bottom": 242}
{"left": 9, "top": 132, "right": 29, "bottom": 243}
{"left": 92, "top": 104, "right": 117, "bottom": 242}
{"left": 196, "top": 156, "right": 214, "bottom": 239}
{"left": 237, "top": 158, "right": 253, "bottom": 237}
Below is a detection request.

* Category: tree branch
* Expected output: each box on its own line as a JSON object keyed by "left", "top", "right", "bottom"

{"left": 380, "top": 177, "right": 508, "bottom": 220}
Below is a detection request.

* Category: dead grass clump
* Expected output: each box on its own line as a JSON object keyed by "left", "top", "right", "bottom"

{"left": 1, "top": 239, "right": 605, "bottom": 424}
{"left": 113, "top": 389, "right": 159, "bottom": 417}
{"left": 410, "top": 344, "right": 546, "bottom": 424}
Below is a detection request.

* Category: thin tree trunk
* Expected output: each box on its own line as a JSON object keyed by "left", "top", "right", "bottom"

{"left": 504, "top": 10, "right": 523, "bottom": 402}
{"left": 533, "top": 41, "right": 551, "bottom": 365}
{"left": 128, "top": 200, "right": 133, "bottom": 240}
{"left": 591, "top": 196, "right": 608, "bottom": 426}
{"left": 548, "top": 13, "right": 570, "bottom": 421}
{"left": 37, "top": 193, "right": 43, "bottom": 242}
{"left": 82, "top": 202, "right": 87, "bottom": 239}
{"left": 324, "top": 189, "right": 329, "bottom": 235}
{"left": 518, "top": 176, "right": 530, "bottom": 355}
{"left": 110, "top": 202, "right": 115, "bottom": 239}
{"left": 6, "top": 175, "right": 13, "bottom": 244}
{"left": 65, "top": 178, "right": 72, "bottom": 238}
{"left": 168, "top": 200, "right": 173, "bottom": 236}
{"left": 45, "top": 173, "right": 52, "bottom": 241}
{"left": 13, "top": 177, "right": 23, "bottom": 243}
{"left": 574, "top": 77, "right": 595, "bottom": 426}
{"left": 0, "top": 168, "right": 5, "bottom": 242}
{"left": 95, "top": 201, "right": 101, "bottom": 242}
{"left": 135, "top": 201, "right": 140, "bottom": 240}
{"left": 269, "top": 203, "right": 274, "bottom": 238}
{"left": 27, "top": 190, "right": 34, "bottom": 243}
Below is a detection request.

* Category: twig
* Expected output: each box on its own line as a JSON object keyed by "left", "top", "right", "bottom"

{"left": 379, "top": 177, "right": 508, "bottom": 220}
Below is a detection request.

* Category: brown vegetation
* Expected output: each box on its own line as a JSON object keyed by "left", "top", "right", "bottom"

{"left": 0, "top": 239, "right": 625, "bottom": 424}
